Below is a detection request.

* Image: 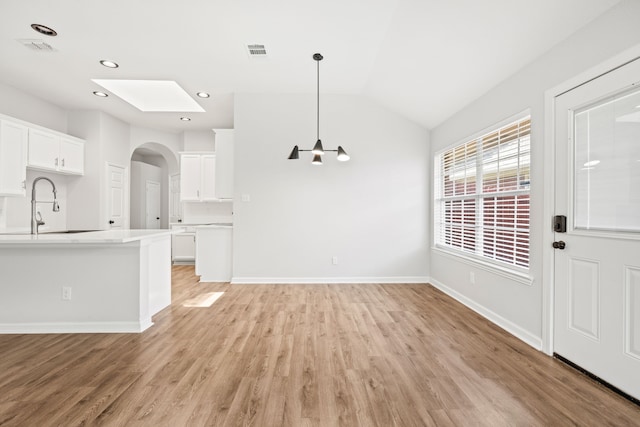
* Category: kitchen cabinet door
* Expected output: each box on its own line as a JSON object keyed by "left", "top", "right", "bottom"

{"left": 172, "top": 232, "right": 195, "bottom": 262}
{"left": 180, "top": 154, "right": 202, "bottom": 201}
{"left": 27, "top": 128, "right": 59, "bottom": 171}
{"left": 200, "top": 154, "right": 216, "bottom": 201}
{"left": 0, "top": 120, "right": 28, "bottom": 196}
{"left": 59, "top": 138, "right": 84, "bottom": 174}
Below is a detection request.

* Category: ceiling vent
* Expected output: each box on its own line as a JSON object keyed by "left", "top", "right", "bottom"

{"left": 17, "top": 39, "right": 56, "bottom": 52}
{"left": 246, "top": 44, "right": 267, "bottom": 57}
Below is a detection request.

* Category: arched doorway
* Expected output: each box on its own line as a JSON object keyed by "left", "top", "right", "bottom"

{"left": 129, "top": 143, "right": 179, "bottom": 229}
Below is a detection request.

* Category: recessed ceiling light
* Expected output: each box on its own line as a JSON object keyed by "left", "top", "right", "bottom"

{"left": 31, "top": 24, "right": 57, "bottom": 37}
{"left": 100, "top": 60, "right": 119, "bottom": 69}
{"left": 196, "top": 92, "right": 210, "bottom": 98}
{"left": 93, "top": 91, "right": 108, "bottom": 97}
{"left": 91, "top": 79, "right": 205, "bottom": 112}
{"left": 180, "top": 117, "right": 191, "bottom": 121}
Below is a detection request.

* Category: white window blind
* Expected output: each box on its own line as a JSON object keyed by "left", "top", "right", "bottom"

{"left": 434, "top": 116, "right": 531, "bottom": 268}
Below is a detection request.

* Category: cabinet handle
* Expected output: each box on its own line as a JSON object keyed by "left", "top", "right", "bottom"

{"left": 55, "top": 157, "right": 58, "bottom": 167}
{"left": 22, "top": 180, "right": 26, "bottom": 189}
{"left": 197, "top": 190, "right": 200, "bottom": 198}
{"left": 61, "top": 158, "right": 65, "bottom": 167}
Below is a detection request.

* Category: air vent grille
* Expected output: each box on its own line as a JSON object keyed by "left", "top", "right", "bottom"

{"left": 17, "top": 39, "right": 56, "bottom": 51}
{"left": 246, "top": 44, "right": 267, "bottom": 57}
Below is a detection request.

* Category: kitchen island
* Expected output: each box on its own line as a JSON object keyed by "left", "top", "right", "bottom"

{"left": 0, "top": 229, "right": 173, "bottom": 334}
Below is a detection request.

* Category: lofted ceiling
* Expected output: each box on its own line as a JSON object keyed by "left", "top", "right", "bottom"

{"left": 0, "top": 0, "right": 621, "bottom": 133}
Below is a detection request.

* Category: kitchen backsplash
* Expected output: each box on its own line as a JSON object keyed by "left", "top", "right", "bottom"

{"left": 181, "top": 201, "right": 233, "bottom": 224}
{"left": 1, "top": 170, "right": 69, "bottom": 233}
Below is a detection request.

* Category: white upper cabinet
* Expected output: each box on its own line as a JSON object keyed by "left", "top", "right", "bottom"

{"left": 27, "top": 128, "right": 84, "bottom": 175}
{"left": 213, "top": 129, "right": 234, "bottom": 199}
{"left": 201, "top": 154, "right": 217, "bottom": 201}
{"left": 179, "top": 130, "right": 234, "bottom": 203}
{"left": 59, "top": 137, "right": 84, "bottom": 174}
{"left": 0, "top": 120, "right": 28, "bottom": 197}
{"left": 180, "top": 153, "right": 216, "bottom": 202}
{"left": 180, "top": 154, "right": 202, "bottom": 201}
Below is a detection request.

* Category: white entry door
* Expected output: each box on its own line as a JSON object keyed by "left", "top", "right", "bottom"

{"left": 145, "top": 180, "right": 161, "bottom": 229}
{"left": 107, "top": 164, "right": 126, "bottom": 229}
{"left": 553, "top": 58, "right": 640, "bottom": 400}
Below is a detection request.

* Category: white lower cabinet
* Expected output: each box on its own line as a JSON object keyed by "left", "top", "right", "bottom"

{"left": 195, "top": 225, "right": 232, "bottom": 282}
{"left": 0, "top": 120, "right": 28, "bottom": 196}
{"left": 171, "top": 226, "right": 196, "bottom": 262}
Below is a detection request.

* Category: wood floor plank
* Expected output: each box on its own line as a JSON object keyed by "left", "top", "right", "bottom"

{"left": 0, "top": 265, "right": 639, "bottom": 426}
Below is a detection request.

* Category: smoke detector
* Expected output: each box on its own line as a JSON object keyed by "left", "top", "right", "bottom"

{"left": 17, "top": 39, "right": 56, "bottom": 52}
{"left": 246, "top": 44, "right": 267, "bottom": 57}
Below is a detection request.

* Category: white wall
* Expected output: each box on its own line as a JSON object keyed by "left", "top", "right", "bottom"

{"left": 182, "top": 130, "right": 215, "bottom": 152}
{"left": 233, "top": 93, "right": 429, "bottom": 282}
{"left": 67, "top": 111, "right": 129, "bottom": 230}
{"left": 428, "top": 0, "right": 640, "bottom": 348}
{"left": 0, "top": 82, "right": 67, "bottom": 133}
{"left": 182, "top": 202, "right": 233, "bottom": 224}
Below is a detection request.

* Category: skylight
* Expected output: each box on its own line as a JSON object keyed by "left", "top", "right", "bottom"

{"left": 91, "top": 79, "right": 205, "bottom": 112}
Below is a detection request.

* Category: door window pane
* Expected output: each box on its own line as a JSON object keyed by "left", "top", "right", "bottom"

{"left": 574, "top": 87, "right": 640, "bottom": 232}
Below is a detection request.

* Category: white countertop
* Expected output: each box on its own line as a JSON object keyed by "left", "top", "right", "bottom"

{"left": 0, "top": 229, "right": 176, "bottom": 245}
{"left": 170, "top": 222, "right": 233, "bottom": 226}
{"left": 195, "top": 223, "right": 233, "bottom": 229}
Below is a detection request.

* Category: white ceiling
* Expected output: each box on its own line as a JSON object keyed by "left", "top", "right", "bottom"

{"left": 0, "top": 0, "right": 620, "bottom": 133}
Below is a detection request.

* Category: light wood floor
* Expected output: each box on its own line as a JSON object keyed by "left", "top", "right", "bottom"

{"left": 1, "top": 266, "right": 638, "bottom": 426}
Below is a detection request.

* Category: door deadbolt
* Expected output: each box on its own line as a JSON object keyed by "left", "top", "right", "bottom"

{"left": 552, "top": 241, "right": 566, "bottom": 250}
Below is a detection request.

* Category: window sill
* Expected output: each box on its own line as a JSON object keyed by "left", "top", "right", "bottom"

{"left": 431, "top": 246, "right": 533, "bottom": 286}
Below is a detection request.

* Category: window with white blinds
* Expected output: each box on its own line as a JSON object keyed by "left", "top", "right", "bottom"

{"left": 434, "top": 116, "right": 531, "bottom": 269}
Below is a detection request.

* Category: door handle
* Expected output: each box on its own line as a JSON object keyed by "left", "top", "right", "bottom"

{"left": 552, "top": 241, "right": 566, "bottom": 250}
{"left": 109, "top": 220, "right": 115, "bottom": 224}
{"left": 156, "top": 217, "right": 160, "bottom": 220}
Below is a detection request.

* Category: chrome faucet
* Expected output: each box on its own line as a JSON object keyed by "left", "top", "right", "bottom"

{"left": 31, "top": 176, "right": 59, "bottom": 235}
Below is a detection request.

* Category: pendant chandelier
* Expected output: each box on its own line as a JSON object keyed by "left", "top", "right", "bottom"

{"left": 288, "top": 53, "right": 350, "bottom": 164}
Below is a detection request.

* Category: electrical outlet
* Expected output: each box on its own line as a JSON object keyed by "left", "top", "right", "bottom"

{"left": 469, "top": 272, "right": 475, "bottom": 284}
{"left": 62, "top": 286, "right": 72, "bottom": 301}
{"left": 332, "top": 256, "right": 338, "bottom": 265}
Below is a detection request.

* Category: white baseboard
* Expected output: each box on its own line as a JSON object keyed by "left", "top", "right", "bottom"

{"left": 199, "top": 276, "right": 232, "bottom": 283}
{"left": 428, "top": 277, "right": 543, "bottom": 351}
{"left": 231, "top": 276, "right": 430, "bottom": 284}
{"left": 0, "top": 319, "right": 153, "bottom": 334}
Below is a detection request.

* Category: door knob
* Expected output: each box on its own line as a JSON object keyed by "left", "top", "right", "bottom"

{"left": 156, "top": 217, "right": 160, "bottom": 220}
{"left": 109, "top": 220, "right": 115, "bottom": 224}
{"left": 552, "top": 241, "right": 566, "bottom": 250}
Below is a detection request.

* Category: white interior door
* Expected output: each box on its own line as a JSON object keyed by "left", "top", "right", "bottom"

{"left": 553, "top": 58, "right": 640, "bottom": 400}
{"left": 169, "top": 173, "right": 181, "bottom": 223}
{"left": 145, "top": 180, "right": 161, "bottom": 229}
{"left": 107, "top": 164, "right": 126, "bottom": 229}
